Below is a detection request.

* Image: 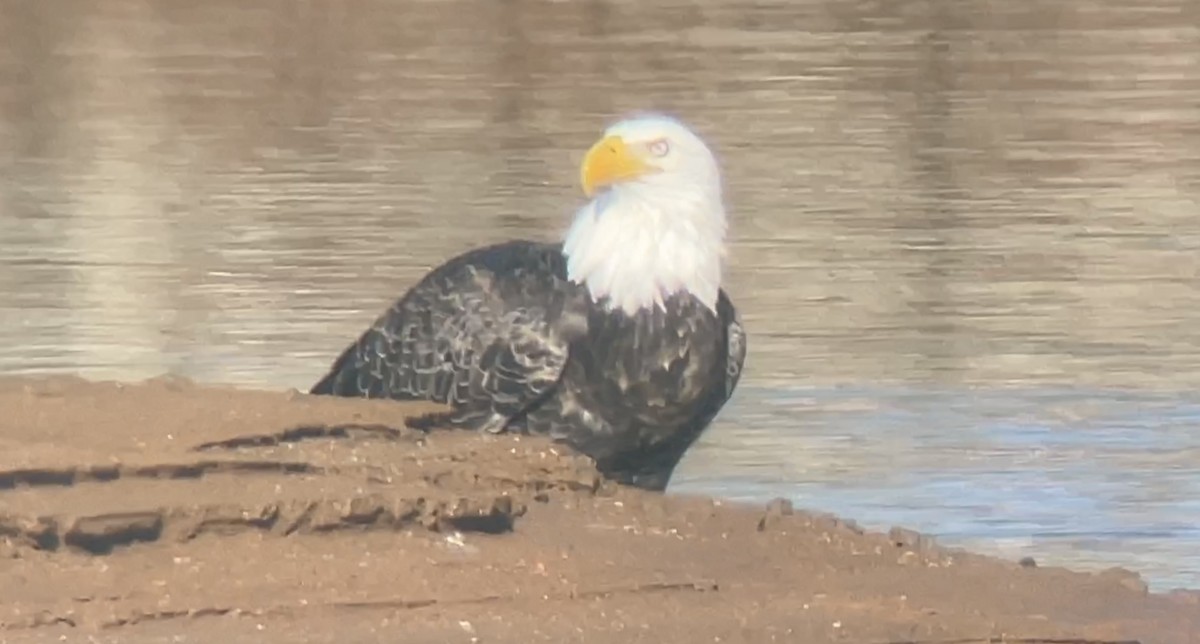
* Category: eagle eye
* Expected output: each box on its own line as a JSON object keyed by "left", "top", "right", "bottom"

{"left": 646, "top": 138, "right": 671, "bottom": 158}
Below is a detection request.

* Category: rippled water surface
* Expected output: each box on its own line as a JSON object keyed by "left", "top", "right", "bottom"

{"left": 2, "top": 0, "right": 1199, "bottom": 590}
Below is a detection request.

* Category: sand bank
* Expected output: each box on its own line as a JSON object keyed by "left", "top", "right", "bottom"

{"left": 0, "top": 376, "right": 1196, "bottom": 643}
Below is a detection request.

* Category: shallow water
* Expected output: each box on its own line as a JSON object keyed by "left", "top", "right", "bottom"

{"left": 2, "top": 0, "right": 1199, "bottom": 590}
{"left": 676, "top": 385, "right": 1200, "bottom": 590}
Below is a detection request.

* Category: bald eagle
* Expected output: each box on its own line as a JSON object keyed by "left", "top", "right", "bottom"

{"left": 309, "top": 114, "right": 746, "bottom": 491}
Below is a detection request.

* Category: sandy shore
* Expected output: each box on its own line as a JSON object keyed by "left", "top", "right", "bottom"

{"left": 0, "top": 375, "right": 1196, "bottom": 643}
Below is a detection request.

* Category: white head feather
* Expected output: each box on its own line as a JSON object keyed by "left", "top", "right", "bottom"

{"left": 562, "top": 113, "right": 728, "bottom": 316}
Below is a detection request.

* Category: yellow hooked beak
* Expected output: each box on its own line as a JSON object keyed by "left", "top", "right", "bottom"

{"left": 580, "top": 135, "right": 658, "bottom": 197}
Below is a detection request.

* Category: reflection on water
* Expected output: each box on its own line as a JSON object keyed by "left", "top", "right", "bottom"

{"left": 1, "top": 0, "right": 1199, "bottom": 589}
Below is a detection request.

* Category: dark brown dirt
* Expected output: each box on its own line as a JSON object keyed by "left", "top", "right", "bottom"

{"left": 0, "top": 375, "right": 1196, "bottom": 644}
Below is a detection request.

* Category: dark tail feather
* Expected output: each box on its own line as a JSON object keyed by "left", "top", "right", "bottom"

{"left": 308, "top": 342, "right": 359, "bottom": 396}
{"left": 308, "top": 370, "right": 339, "bottom": 395}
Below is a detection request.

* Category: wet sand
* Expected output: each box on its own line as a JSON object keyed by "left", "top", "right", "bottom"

{"left": 1, "top": 376, "right": 1197, "bottom": 643}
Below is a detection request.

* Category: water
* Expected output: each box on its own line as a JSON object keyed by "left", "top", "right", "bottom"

{"left": 676, "top": 385, "right": 1200, "bottom": 589}
{"left": 2, "top": 0, "right": 1199, "bottom": 590}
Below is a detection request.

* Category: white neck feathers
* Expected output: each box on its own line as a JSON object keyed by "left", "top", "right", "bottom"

{"left": 562, "top": 182, "right": 726, "bottom": 316}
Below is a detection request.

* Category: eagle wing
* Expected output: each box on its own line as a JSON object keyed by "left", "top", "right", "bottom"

{"left": 722, "top": 300, "right": 747, "bottom": 400}
{"left": 309, "top": 241, "right": 585, "bottom": 433}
